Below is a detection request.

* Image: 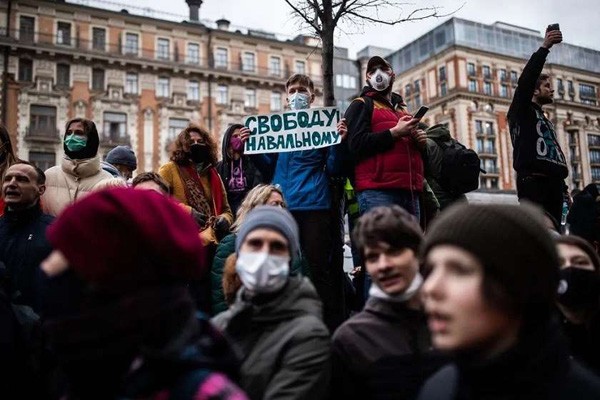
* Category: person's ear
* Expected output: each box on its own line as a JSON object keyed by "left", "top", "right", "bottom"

{"left": 309, "top": 92, "right": 315, "bottom": 104}
{"left": 38, "top": 184, "right": 46, "bottom": 197}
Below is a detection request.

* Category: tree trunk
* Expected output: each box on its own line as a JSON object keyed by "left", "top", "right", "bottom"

{"left": 320, "top": 27, "right": 336, "bottom": 107}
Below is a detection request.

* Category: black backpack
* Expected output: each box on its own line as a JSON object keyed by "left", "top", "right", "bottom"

{"left": 437, "top": 140, "right": 483, "bottom": 194}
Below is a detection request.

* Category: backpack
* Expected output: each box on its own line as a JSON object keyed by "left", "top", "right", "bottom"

{"left": 437, "top": 140, "right": 483, "bottom": 194}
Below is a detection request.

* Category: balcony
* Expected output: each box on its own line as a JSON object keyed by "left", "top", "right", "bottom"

{"left": 100, "top": 133, "right": 130, "bottom": 147}
{"left": 25, "top": 127, "right": 61, "bottom": 143}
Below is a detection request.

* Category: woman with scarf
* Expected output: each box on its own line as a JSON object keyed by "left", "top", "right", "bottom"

{"left": 159, "top": 124, "right": 233, "bottom": 247}
{"left": 40, "top": 188, "right": 247, "bottom": 400}
{"left": 418, "top": 203, "right": 600, "bottom": 399}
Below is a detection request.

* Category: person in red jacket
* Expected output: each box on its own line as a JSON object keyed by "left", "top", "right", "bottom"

{"left": 344, "top": 56, "right": 426, "bottom": 219}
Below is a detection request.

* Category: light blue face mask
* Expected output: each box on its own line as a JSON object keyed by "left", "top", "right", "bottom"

{"left": 288, "top": 92, "right": 310, "bottom": 110}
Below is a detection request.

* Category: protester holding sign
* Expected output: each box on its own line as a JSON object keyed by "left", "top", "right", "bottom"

{"left": 241, "top": 73, "right": 348, "bottom": 331}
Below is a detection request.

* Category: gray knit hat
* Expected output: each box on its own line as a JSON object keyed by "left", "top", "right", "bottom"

{"left": 106, "top": 146, "right": 137, "bottom": 170}
{"left": 235, "top": 205, "right": 300, "bottom": 261}
{"left": 422, "top": 202, "right": 559, "bottom": 326}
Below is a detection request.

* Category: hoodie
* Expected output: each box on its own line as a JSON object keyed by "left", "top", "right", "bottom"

{"left": 216, "top": 124, "right": 266, "bottom": 215}
{"left": 212, "top": 275, "right": 330, "bottom": 400}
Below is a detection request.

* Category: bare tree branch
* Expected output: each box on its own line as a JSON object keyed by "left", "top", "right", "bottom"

{"left": 284, "top": 0, "right": 322, "bottom": 33}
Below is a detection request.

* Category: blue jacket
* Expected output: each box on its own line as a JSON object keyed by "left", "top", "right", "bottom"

{"left": 251, "top": 146, "right": 344, "bottom": 211}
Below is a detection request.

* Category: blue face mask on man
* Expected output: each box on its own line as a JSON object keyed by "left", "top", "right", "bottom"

{"left": 288, "top": 92, "right": 311, "bottom": 110}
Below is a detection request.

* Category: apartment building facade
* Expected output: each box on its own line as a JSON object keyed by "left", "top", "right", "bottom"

{"left": 377, "top": 18, "right": 600, "bottom": 192}
{"left": 0, "top": 0, "right": 323, "bottom": 172}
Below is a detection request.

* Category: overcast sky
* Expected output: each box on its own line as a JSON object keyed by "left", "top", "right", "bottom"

{"left": 77, "top": 0, "right": 600, "bottom": 57}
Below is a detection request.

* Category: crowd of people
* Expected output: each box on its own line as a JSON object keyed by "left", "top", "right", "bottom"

{"left": 2, "top": 24, "right": 600, "bottom": 399}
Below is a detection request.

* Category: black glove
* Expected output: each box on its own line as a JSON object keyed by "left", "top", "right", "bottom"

{"left": 213, "top": 215, "right": 231, "bottom": 241}
{"left": 191, "top": 210, "right": 208, "bottom": 229}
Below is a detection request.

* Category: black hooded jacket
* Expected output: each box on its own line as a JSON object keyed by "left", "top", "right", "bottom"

{"left": 216, "top": 124, "right": 266, "bottom": 215}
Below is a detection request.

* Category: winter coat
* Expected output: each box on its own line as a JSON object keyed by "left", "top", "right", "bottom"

{"left": 100, "top": 160, "right": 122, "bottom": 179}
{"left": 418, "top": 322, "right": 600, "bottom": 400}
{"left": 216, "top": 125, "right": 266, "bottom": 215}
{"left": 212, "top": 275, "right": 331, "bottom": 400}
{"left": 425, "top": 124, "right": 467, "bottom": 210}
{"left": 250, "top": 145, "right": 344, "bottom": 212}
{"left": 42, "top": 155, "right": 124, "bottom": 216}
{"left": 331, "top": 297, "right": 445, "bottom": 400}
{"left": 158, "top": 161, "right": 233, "bottom": 246}
{"left": 345, "top": 87, "right": 424, "bottom": 193}
{"left": 211, "top": 233, "right": 312, "bottom": 315}
{"left": 507, "top": 47, "right": 568, "bottom": 179}
{"left": 0, "top": 202, "right": 54, "bottom": 312}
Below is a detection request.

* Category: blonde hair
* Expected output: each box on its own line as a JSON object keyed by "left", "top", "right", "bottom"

{"left": 231, "top": 184, "right": 286, "bottom": 232}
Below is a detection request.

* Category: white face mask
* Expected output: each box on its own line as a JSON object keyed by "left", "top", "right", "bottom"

{"left": 368, "top": 68, "right": 391, "bottom": 92}
{"left": 288, "top": 92, "right": 311, "bottom": 110}
{"left": 236, "top": 251, "right": 290, "bottom": 294}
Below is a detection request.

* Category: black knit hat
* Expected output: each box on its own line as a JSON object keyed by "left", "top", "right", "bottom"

{"left": 421, "top": 202, "right": 559, "bottom": 326}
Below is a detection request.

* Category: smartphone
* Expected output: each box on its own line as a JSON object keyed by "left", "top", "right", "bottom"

{"left": 413, "top": 106, "right": 429, "bottom": 119}
{"left": 547, "top": 23, "right": 560, "bottom": 32}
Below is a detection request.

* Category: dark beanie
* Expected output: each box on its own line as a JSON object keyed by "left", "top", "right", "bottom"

{"left": 106, "top": 146, "right": 137, "bottom": 170}
{"left": 422, "top": 202, "right": 559, "bottom": 324}
{"left": 47, "top": 188, "right": 205, "bottom": 292}
{"left": 235, "top": 205, "right": 300, "bottom": 261}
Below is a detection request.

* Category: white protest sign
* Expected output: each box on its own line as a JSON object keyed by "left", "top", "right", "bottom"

{"left": 243, "top": 107, "right": 341, "bottom": 154}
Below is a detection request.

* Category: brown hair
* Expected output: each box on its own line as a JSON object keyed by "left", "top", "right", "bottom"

{"left": 285, "top": 73, "right": 314, "bottom": 93}
{"left": 535, "top": 73, "right": 551, "bottom": 90}
{"left": 132, "top": 172, "right": 171, "bottom": 194}
{"left": 556, "top": 235, "right": 600, "bottom": 274}
{"left": 170, "top": 123, "right": 217, "bottom": 166}
{"left": 0, "top": 124, "right": 19, "bottom": 177}
{"left": 353, "top": 205, "right": 423, "bottom": 257}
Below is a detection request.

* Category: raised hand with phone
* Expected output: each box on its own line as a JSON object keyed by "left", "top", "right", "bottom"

{"left": 543, "top": 23, "right": 562, "bottom": 49}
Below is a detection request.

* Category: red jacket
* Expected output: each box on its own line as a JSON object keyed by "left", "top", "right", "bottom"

{"left": 349, "top": 93, "right": 424, "bottom": 192}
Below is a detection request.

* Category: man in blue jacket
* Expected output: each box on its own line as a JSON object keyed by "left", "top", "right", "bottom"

{"left": 242, "top": 73, "right": 348, "bottom": 331}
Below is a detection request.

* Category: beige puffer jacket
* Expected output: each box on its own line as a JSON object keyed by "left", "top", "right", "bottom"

{"left": 42, "top": 155, "right": 125, "bottom": 216}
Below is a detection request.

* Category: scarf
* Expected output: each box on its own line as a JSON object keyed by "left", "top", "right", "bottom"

{"left": 369, "top": 273, "right": 423, "bottom": 303}
{"left": 176, "top": 164, "right": 225, "bottom": 218}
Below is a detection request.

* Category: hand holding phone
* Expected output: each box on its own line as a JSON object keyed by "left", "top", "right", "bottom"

{"left": 413, "top": 106, "right": 429, "bottom": 119}
{"left": 543, "top": 23, "right": 562, "bottom": 49}
{"left": 546, "top": 23, "right": 560, "bottom": 32}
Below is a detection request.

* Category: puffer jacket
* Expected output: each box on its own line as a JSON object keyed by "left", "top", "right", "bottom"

{"left": 425, "top": 124, "right": 467, "bottom": 210}
{"left": 42, "top": 155, "right": 124, "bottom": 216}
{"left": 212, "top": 275, "right": 330, "bottom": 400}
{"left": 250, "top": 147, "right": 344, "bottom": 212}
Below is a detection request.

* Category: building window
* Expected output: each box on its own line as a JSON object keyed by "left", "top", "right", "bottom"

{"left": 475, "top": 120, "right": 483, "bottom": 135}
{"left": 217, "top": 84, "right": 228, "bottom": 105}
{"left": 245, "top": 88, "right": 257, "bottom": 109}
{"left": 468, "top": 79, "right": 478, "bottom": 92}
{"left": 187, "top": 80, "right": 199, "bottom": 101}
{"left": 439, "top": 66, "right": 446, "bottom": 81}
{"left": 29, "top": 105, "right": 57, "bottom": 137}
{"left": 19, "top": 16, "right": 35, "bottom": 43}
{"left": 592, "top": 167, "right": 600, "bottom": 183}
{"left": 124, "top": 33, "right": 139, "bottom": 55}
{"left": 404, "top": 84, "right": 411, "bottom": 97}
{"left": 336, "top": 74, "right": 357, "bottom": 89}
{"left": 187, "top": 43, "right": 200, "bottom": 64}
{"left": 500, "top": 84, "right": 508, "bottom": 97}
{"left": 483, "top": 158, "right": 498, "bottom": 174}
{"left": 557, "top": 78, "right": 564, "bottom": 95}
{"left": 295, "top": 60, "right": 306, "bottom": 74}
{"left": 103, "top": 112, "right": 127, "bottom": 142}
{"left": 269, "top": 56, "right": 281, "bottom": 76}
{"left": 589, "top": 149, "right": 600, "bottom": 164}
{"left": 125, "top": 72, "right": 138, "bottom": 94}
{"left": 18, "top": 58, "right": 33, "bottom": 82}
{"left": 482, "top": 65, "right": 491, "bottom": 79}
{"left": 56, "top": 22, "right": 71, "bottom": 46}
{"left": 415, "top": 94, "right": 422, "bottom": 108}
{"left": 242, "top": 52, "right": 256, "bottom": 72}
{"left": 467, "top": 62, "right": 476, "bottom": 76}
{"left": 568, "top": 80, "right": 575, "bottom": 101}
{"left": 168, "top": 118, "right": 188, "bottom": 140}
{"left": 589, "top": 134, "right": 600, "bottom": 147}
{"left": 414, "top": 80, "right": 421, "bottom": 93}
{"left": 440, "top": 82, "right": 447, "bottom": 97}
{"left": 510, "top": 70, "right": 518, "bottom": 84}
{"left": 92, "top": 27, "right": 106, "bottom": 51}
{"left": 156, "top": 77, "right": 170, "bottom": 98}
{"left": 484, "top": 82, "right": 492, "bottom": 95}
{"left": 499, "top": 69, "right": 507, "bottom": 81}
{"left": 92, "top": 68, "right": 105, "bottom": 91}
{"left": 157, "top": 38, "right": 170, "bottom": 60}
{"left": 29, "top": 151, "right": 55, "bottom": 172}
{"left": 270, "top": 92, "right": 282, "bottom": 112}
{"left": 485, "top": 121, "right": 494, "bottom": 135}
{"left": 56, "top": 63, "right": 70, "bottom": 88}
{"left": 580, "top": 83, "right": 597, "bottom": 105}
{"left": 215, "top": 48, "right": 228, "bottom": 68}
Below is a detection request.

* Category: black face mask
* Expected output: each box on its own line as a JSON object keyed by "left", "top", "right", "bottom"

{"left": 42, "top": 268, "right": 87, "bottom": 319}
{"left": 190, "top": 143, "right": 209, "bottom": 163}
{"left": 557, "top": 267, "right": 600, "bottom": 310}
